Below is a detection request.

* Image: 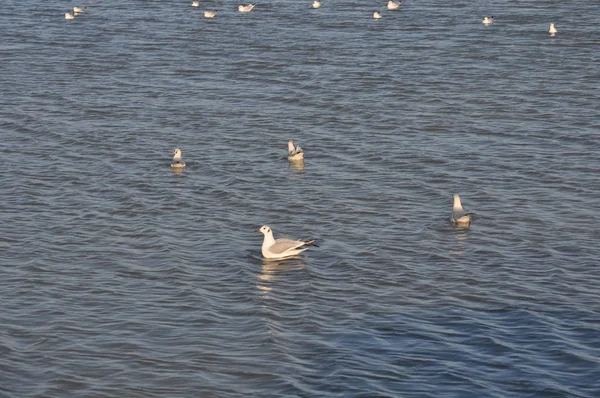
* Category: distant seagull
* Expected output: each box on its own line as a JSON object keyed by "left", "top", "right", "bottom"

{"left": 73, "top": 7, "right": 86, "bottom": 13}
{"left": 65, "top": 12, "right": 75, "bottom": 20}
{"left": 312, "top": 0, "right": 321, "bottom": 9}
{"left": 171, "top": 148, "right": 186, "bottom": 169}
{"left": 256, "top": 225, "right": 318, "bottom": 260}
{"left": 204, "top": 10, "right": 217, "bottom": 18}
{"left": 192, "top": 1, "right": 200, "bottom": 7}
{"left": 387, "top": 0, "right": 402, "bottom": 10}
{"left": 238, "top": 3, "right": 256, "bottom": 12}
{"left": 482, "top": 16, "right": 495, "bottom": 25}
{"left": 373, "top": 11, "right": 382, "bottom": 20}
{"left": 549, "top": 23, "right": 557, "bottom": 35}
{"left": 451, "top": 194, "right": 473, "bottom": 228}
{"left": 287, "top": 140, "right": 304, "bottom": 161}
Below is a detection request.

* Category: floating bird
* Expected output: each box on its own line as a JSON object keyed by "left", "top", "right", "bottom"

{"left": 170, "top": 148, "right": 186, "bottom": 169}
{"left": 549, "top": 23, "right": 557, "bottom": 35}
{"left": 373, "top": 11, "right": 382, "bottom": 20}
{"left": 482, "top": 16, "right": 495, "bottom": 25}
{"left": 256, "top": 225, "right": 318, "bottom": 260}
{"left": 65, "top": 12, "right": 75, "bottom": 20}
{"left": 192, "top": 1, "right": 200, "bottom": 7}
{"left": 238, "top": 3, "right": 256, "bottom": 12}
{"left": 204, "top": 10, "right": 217, "bottom": 18}
{"left": 287, "top": 140, "right": 304, "bottom": 161}
{"left": 451, "top": 194, "right": 473, "bottom": 228}
{"left": 387, "top": 0, "right": 401, "bottom": 10}
{"left": 73, "top": 7, "right": 86, "bottom": 13}
{"left": 312, "top": 0, "right": 321, "bottom": 9}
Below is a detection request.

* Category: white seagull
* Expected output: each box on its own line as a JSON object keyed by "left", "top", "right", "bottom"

{"left": 482, "top": 16, "right": 495, "bottom": 25}
{"left": 451, "top": 194, "right": 473, "bottom": 228}
{"left": 73, "top": 7, "right": 86, "bottom": 13}
{"left": 65, "top": 12, "right": 75, "bottom": 20}
{"left": 287, "top": 140, "right": 304, "bottom": 161}
{"left": 192, "top": 1, "right": 200, "bottom": 7}
{"left": 387, "top": 0, "right": 401, "bottom": 10}
{"left": 373, "top": 11, "right": 382, "bottom": 20}
{"left": 204, "top": 10, "right": 217, "bottom": 18}
{"left": 549, "top": 23, "right": 557, "bottom": 35}
{"left": 171, "top": 148, "right": 186, "bottom": 169}
{"left": 256, "top": 225, "right": 317, "bottom": 259}
{"left": 312, "top": 0, "right": 321, "bottom": 9}
{"left": 238, "top": 3, "right": 256, "bottom": 12}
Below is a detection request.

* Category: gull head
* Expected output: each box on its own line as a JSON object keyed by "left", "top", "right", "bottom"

{"left": 288, "top": 140, "right": 296, "bottom": 152}
{"left": 453, "top": 194, "right": 464, "bottom": 212}
{"left": 172, "top": 148, "right": 183, "bottom": 158}
{"left": 256, "top": 225, "right": 272, "bottom": 236}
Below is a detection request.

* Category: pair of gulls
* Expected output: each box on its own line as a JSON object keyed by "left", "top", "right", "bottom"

{"left": 169, "top": 140, "right": 303, "bottom": 169}
{"left": 258, "top": 195, "right": 474, "bottom": 260}
{"left": 65, "top": 6, "right": 86, "bottom": 19}
{"left": 483, "top": 16, "right": 558, "bottom": 35}
{"left": 191, "top": 2, "right": 255, "bottom": 17}
{"left": 374, "top": 0, "right": 403, "bottom": 19}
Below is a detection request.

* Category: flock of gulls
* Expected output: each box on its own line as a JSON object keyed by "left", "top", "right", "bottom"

{"left": 170, "top": 143, "right": 473, "bottom": 260}
{"left": 63, "top": 2, "right": 556, "bottom": 260}
{"left": 63, "top": 2, "right": 559, "bottom": 34}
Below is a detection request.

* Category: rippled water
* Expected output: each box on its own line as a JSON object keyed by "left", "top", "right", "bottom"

{"left": 1, "top": 0, "right": 599, "bottom": 396}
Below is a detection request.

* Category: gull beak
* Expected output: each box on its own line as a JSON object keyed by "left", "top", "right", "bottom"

{"left": 255, "top": 227, "right": 262, "bottom": 232}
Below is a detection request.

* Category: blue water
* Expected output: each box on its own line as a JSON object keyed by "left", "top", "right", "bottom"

{"left": 1, "top": 0, "right": 599, "bottom": 396}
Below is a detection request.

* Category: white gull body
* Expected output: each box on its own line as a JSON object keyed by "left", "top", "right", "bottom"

{"left": 171, "top": 148, "right": 186, "bottom": 169}
{"left": 482, "top": 16, "right": 495, "bottom": 25}
{"left": 204, "top": 10, "right": 217, "bottom": 18}
{"left": 192, "top": 1, "right": 200, "bottom": 7}
{"left": 549, "top": 23, "right": 557, "bottom": 35}
{"left": 257, "top": 225, "right": 317, "bottom": 259}
{"left": 238, "top": 3, "right": 256, "bottom": 12}
{"left": 65, "top": 12, "right": 75, "bottom": 19}
{"left": 312, "top": 0, "right": 321, "bottom": 9}
{"left": 373, "top": 11, "right": 382, "bottom": 20}
{"left": 287, "top": 140, "right": 304, "bottom": 161}
{"left": 387, "top": 0, "right": 401, "bottom": 10}
{"left": 451, "top": 194, "right": 473, "bottom": 227}
{"left": 73, "top": 7, "right": 86, "bottom": 13}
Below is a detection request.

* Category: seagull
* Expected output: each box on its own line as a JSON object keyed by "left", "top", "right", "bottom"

{"left": 387, "top": 0, "right": 401, "bottom": 10}
{"left": 256, "top": 225, "right": 318, "bottom": 260}
{"left": 451, "top": 194, "right": 473, "bottom": 228}
{"left": 312, "top": 0, "right": 321, "bottom": 9}
{"left": 288, "top": 140, "right": 304, "bottom": 161}
{"left": 204, "top": 10, "right": 217, "bottom": 18}
{"left": 192, "top": 1, "right": 200, "bottom": 7}
{"left": 482, "top": 16, "right": 495, "bottom": 25}
{"left": 65, "top": 12, "right": 75, "bottom": 20}
{"left": 73, "top": 6, "right": 86, "bottom": 13}
{"left": 549, "top": 23, "right": 557, "bottom": 35}
{"left": 373, "top": 11, "right": 382, "bottom": 20}
{"left": 238, "top": 3, "right": 256, "bottom": 12}
{"left": 171, "top": 148, "right": 186, "bottom": 169}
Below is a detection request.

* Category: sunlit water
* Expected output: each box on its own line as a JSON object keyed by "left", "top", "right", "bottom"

{"left": 1, "top": 0, "right": 599, "bottom": 396}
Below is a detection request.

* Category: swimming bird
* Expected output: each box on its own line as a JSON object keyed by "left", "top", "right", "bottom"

{"left": 65, "top": 12, "right": 75, "bottom": 20}
{"left": 238, "top": 3, "right": 256, "bottom": 12}
{"left": 73, "top": 7, "right": 86, "bottom": 13}
{"left": 373, "top": 11, "right": 382, "bottom": 20}
{"left": 549, "top": 23, "right": 557, "bottom": 35}
{"left": 192, "top": 1, "right": 200, "bottom": 7}
{"left": 451, "top": 194, "right": 473, "bottom": 228}
{"left": 387, "top": 0, "right": 401, "bottom": 10}
{"left": 171, "top": 148, "right": 186, "bottom": 169}
{"left": 482, "top": 16, "right": 495, "bottom": 25}
{"left": 256, "top": 225, "right": 317, "bottom": 260}
{"left": 312, "top": 0, "right": 321, "bottom": 9}
{"left": 287, "top": 140, "right": 304, "bottom": 161}
{"left": 204, "top": 10, "right": 217, "bottom": 18}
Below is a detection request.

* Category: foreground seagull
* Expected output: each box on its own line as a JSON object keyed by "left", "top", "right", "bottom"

{"left": 373, "top": 11, "right": 382, "bottom": 20}
{"left": 65, "top": 12, "right": 75, "bottom": 19}
{"left": 451, "top": 194, "right": 473, "bottom": 227}
{"left": 204, "top": 10, "right": 217, "bottom": 18}
{"left": 256, "top": 225, "right": 317, "bottom": 259}
{"left": 482, "top": 16, "right": 495, "bottom": 25}
{"left": 171, "top": 148, "right": 186, "bottom": 169}
{"left": 238, "top": 3, "right": 256, "bottom": 12}
{"left": 287, "top": 140, "right": 304, "bottom": 161}
{"left": 387, "top": 0, "right": 402, "bottom": 10}
{"left": 312, "top": 0, "right": 321, "bottom": 9}
{"left": 549, "top": 23, "right": 557, "bottom": 35}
